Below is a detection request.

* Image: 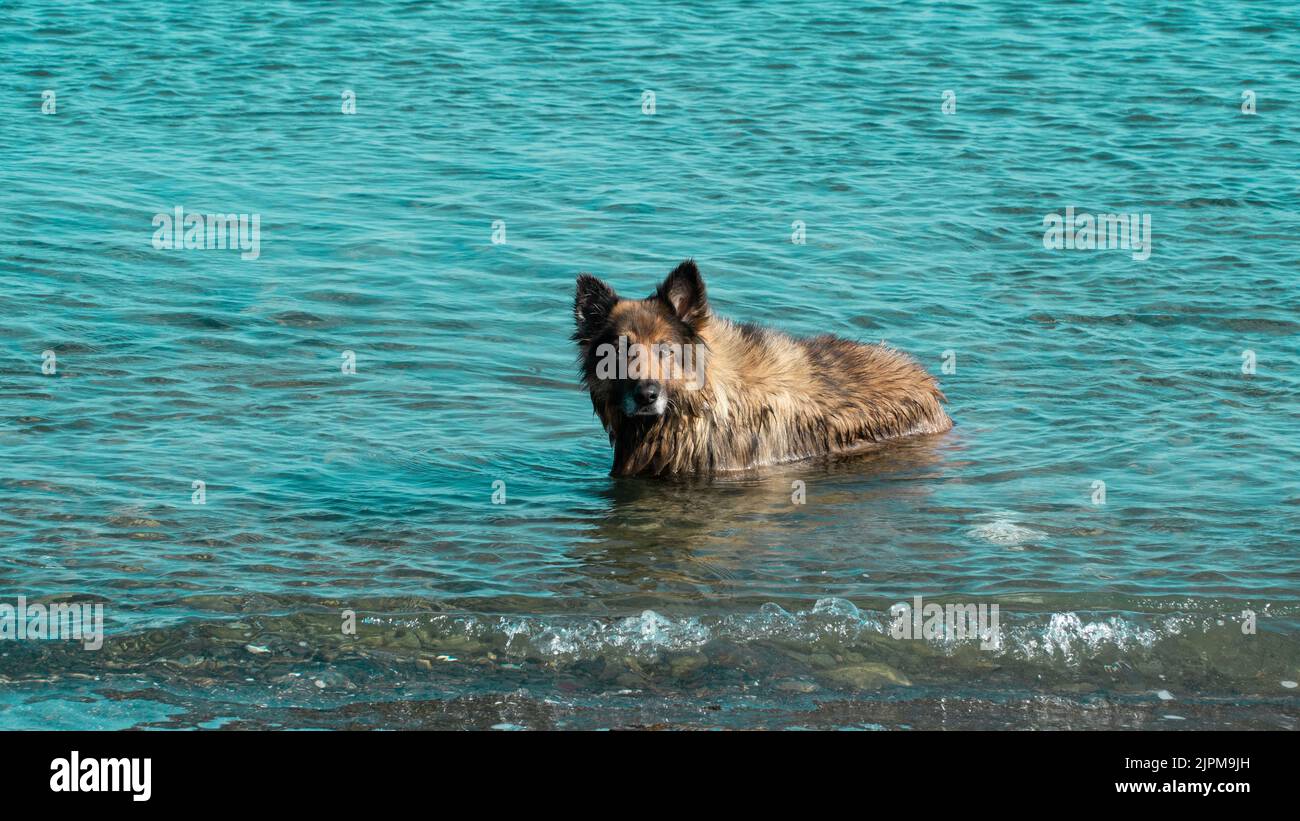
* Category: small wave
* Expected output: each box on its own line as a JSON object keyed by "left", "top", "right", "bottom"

{"left": 363, "top": 597, "right": 1263, "bottom": 670}
{"left": 967, "top": 517, "right": 1046, "bottom": 546}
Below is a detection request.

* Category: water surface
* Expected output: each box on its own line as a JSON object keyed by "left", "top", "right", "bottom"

{"left": 2, "top": 0, "right": 1298, "bottom": 729}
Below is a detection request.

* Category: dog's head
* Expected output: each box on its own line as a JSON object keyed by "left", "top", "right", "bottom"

{"left": 573, "top": 259, "right": 711, "bottom": 420}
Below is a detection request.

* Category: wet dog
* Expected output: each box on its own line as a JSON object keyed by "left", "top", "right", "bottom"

{"left": 574, "top": 260, "right": 952, "bottom": 476}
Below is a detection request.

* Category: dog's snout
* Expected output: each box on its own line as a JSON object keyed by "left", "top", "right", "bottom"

{"left": 635, "top": 381, "right": 661, "bottom": 405}
{"left": 621, "top": 380, "right": 667, "bottom": 418}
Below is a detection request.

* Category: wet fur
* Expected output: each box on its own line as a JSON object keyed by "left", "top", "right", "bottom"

{"left": 574, "top": 260, "right": 952, "bottom": 476}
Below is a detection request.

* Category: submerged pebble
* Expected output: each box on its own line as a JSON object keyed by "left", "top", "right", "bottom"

{"left": 824, "top": 663, "right": 911, "bottom": 689}
{"left": 669, "top": 654, "right": 708, "bottom": 677}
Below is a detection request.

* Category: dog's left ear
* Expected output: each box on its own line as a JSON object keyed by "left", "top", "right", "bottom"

{"left": 657, "top": 259, "right": 709, "bottom": 330}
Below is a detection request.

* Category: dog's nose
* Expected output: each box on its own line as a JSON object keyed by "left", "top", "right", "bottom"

{"left": 635, "top": 381, "right": 661, "bottom": 405}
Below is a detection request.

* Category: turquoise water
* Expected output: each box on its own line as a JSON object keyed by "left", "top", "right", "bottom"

{"left": 2, "top": 0, "right": 1298, "bottom": 729}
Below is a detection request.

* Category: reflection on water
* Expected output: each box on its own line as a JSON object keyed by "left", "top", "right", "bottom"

{"left": 575, "top": 437, "right": 952, "bottom": 608}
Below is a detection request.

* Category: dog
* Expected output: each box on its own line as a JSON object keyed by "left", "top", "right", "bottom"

{"left": 574, "top": 260, "right": 952, "bottom": 476}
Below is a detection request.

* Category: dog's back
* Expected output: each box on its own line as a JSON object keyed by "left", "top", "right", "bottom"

{"left": 660, "top": 318, "right": 952, "bottom": 473}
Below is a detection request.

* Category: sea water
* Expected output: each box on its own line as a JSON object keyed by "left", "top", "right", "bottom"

{"left": 1, "top": 0, "right": 1297, "bottom": 729}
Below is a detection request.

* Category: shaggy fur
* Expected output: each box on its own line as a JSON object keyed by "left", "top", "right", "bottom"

{"left": 574, "top": 260, "right": 952, "bottom": 476}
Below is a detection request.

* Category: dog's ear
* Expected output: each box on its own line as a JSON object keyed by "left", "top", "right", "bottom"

{"left": 574, "top": 274, "right": 618, "bottom": 344}
{"left": 656, "top": 259, "right": 709, "bottom": 330}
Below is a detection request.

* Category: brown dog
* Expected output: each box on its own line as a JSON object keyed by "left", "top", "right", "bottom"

{"left": 574, "top": 260, "right": 952, "bottom": 476}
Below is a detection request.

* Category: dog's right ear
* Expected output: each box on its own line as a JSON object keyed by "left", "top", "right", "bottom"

{"left": 574, "top": 274, "right": 618, "bottom": 344}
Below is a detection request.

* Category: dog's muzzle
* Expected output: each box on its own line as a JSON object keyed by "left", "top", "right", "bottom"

{"left": 624, "top": 381, "right": 667, "bottom": 417}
